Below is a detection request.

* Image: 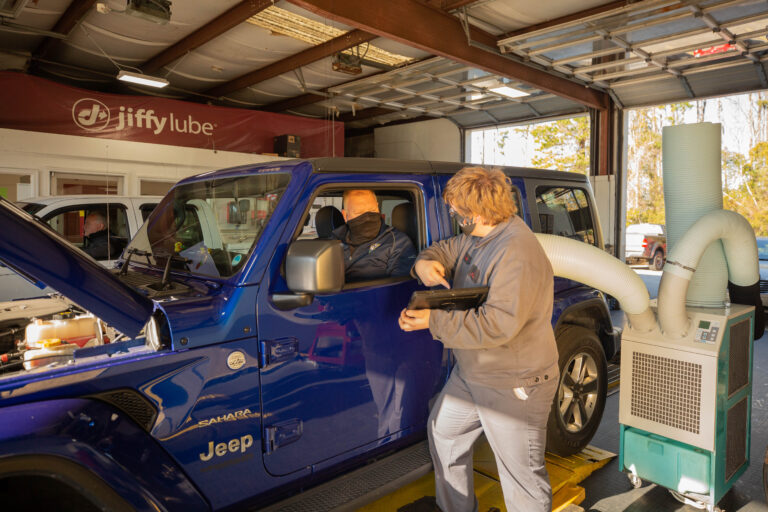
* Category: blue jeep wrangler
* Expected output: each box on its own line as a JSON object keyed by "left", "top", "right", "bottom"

{"left": 0, "top": 158, "right": 618, "bottom": 511}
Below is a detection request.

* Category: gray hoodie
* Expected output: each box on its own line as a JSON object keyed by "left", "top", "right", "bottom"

{"left": 418, "top": 215, "right": 559, "bottom": 388}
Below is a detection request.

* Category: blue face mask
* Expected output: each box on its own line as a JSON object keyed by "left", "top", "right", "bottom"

{"left": 450, "top": 207, "right": 476, "bottom": 236}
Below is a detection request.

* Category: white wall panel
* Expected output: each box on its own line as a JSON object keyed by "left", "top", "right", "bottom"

{"left": 374, "top": 119, "right": 460, "bottom": 162}
{"left": 0, "top": 128, "right": 282, "bottom": 197}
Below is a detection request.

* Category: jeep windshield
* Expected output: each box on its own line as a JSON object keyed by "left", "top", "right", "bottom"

{"left": 124, "top": 173, "right": 290, "bottom": 278}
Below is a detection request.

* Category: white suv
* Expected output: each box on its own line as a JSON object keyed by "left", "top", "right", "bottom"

{"left": 0, "top": 195, "right": 161, "bottom": 301}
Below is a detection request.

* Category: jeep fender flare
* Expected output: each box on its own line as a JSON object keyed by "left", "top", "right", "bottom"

{"left": 0, "top": 398, "right": 208, "bottom": 512}
{"left": 553, "top": 297, "right": 617, "bottom": 360}
{"left": 0, "top": 454, "right": 137, "bottom": 512}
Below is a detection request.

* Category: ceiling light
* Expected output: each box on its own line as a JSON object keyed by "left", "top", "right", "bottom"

{"left": 117, "top": 70, "right": 169, "bottom": 88}
{"left": 489, "top": 85, "right": 529, "bottom": 99}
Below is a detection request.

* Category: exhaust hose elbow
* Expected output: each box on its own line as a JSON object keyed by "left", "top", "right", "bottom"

{"left": 535, "top": 234, "right": 655, "bottom": 333}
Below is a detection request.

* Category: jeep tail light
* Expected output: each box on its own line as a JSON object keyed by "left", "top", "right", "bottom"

{"left": 642, "top": 237, "right": 648, "bottom": 248}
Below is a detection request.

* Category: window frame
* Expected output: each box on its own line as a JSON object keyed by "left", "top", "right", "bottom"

{"left": 291, "top": 182, "right": 427, "bottom": 290}
{"left": 531, "top": 184, "right": 600, "bottom": 247}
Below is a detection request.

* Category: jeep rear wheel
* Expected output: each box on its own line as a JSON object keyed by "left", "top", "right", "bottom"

{"left": 546, "top": 325, "right": 607, "bottom": 456}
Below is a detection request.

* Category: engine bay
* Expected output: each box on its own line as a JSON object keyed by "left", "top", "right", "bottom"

{"left": 0, "top": 296, "right": 142, "bottom": 377}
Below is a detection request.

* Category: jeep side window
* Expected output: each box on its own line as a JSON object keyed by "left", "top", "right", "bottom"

{"left": 43, "top": 204, "right": 129, "bottom": 260}
{"left": 296, "top": 187, "right": 421, "bottom": 283}
{"left": 535, "top": 186, "right": 596, "bottom": 246}
{"left": 450, "top": 185, "right": 522, "bottom": 236}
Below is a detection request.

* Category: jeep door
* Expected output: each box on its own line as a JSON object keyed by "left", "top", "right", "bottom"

{"left": 257, "top": 173, "right": 448, "bottom": 477}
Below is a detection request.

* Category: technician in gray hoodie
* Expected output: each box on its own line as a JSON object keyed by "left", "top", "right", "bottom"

{"left": 399, "top": 166, "right": 559, "bottom": 512}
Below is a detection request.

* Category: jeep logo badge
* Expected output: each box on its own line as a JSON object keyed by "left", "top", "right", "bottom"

{"left": 72, "top": 98, "right": 111, "bottom": 132}
{"left": 227, "top": 351, "right": 246, "bottom": 370}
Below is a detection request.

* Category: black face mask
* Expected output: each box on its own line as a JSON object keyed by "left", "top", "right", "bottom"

{"left": 346, "top": 211, "right": 382, "bottom": 247}
{"left": 452, "top": 212, "right": 476, "bottom": 236}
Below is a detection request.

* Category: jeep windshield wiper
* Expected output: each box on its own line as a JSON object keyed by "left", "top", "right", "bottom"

{"left": 119, "top": 248, "right": 152, "bottom": 276}
{"left": 158, "top": 254, "right": 191, "bottom": 291}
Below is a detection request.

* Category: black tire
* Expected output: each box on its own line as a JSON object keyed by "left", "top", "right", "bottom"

{"left": 649, "top": 249, "right": 664, "bottom": 271}
{"left": 546, "top": 325, "right": 608, "bottom": 456}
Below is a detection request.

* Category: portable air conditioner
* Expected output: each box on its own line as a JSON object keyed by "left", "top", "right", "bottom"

{"left": 619, "top": 303, "right": 754, "bottom": 512}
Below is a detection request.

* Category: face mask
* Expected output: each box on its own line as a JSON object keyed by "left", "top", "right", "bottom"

{"left": 346, "top": 211, "right": 382, "bottom": 246}
{"left": 450, "top": 208, "right": 476, "bottom": 236}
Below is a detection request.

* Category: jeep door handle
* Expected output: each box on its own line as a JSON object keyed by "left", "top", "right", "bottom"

{"left": 270, "top": 292, "right": 313, "bottom": 310}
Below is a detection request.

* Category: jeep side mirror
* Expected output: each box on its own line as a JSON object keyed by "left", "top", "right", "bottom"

{"left": 273, "top": 240, "right": 344, "bottom": 310}
{"left": 286, "top": 239, "right": 344, "bottom": 293}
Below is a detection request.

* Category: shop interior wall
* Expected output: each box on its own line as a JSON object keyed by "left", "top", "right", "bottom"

{"left": 0, "top": 128, "right": 283, "bottom": 199}
{"left": 374, "top": 118, "right": 461, "bottom": 161}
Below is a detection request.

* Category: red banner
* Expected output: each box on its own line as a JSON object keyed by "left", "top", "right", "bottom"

{"left": 0, "top": 71, "right": 343, "bottom": 157}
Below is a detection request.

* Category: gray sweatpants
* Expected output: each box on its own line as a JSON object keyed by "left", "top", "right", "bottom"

{"left": 428, "top": 370, "right": 558, "bottom": 512}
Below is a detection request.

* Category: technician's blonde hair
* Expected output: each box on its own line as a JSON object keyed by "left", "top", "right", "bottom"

{"left": 443, "top": 166, "right": 517, "bottom": 225}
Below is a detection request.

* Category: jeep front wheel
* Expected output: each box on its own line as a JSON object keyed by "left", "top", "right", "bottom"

{"left": 546, "top": 325, "right": 607, "bottom": 456}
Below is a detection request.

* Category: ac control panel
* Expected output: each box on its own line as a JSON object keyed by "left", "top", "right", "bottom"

{"left": 694, "top": 319, "right": 721, "bottom": 344}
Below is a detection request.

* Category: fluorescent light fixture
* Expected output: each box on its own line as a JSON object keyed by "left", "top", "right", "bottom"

{"left": 489, "top": 85, "right": 529, "bottom": 99}
{"left": 117, "top": 70, "right": 169, "bottom": 88}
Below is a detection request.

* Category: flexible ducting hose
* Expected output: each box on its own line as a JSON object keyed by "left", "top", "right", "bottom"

{"left": 535, "top": 234, "right": 656, "bottom": 332}
{"left": 657, "top": 209, "right": 764, "bottom": 339}
{"left": 663, "top": 123, "right": 728, "bottom": 307}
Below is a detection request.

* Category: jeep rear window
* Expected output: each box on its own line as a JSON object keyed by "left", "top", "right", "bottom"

{"left": 535, "top": 186, "right": 597, "bottom": 246}
{"left": 125, "top": 173, "right": 290, "bottom": 278}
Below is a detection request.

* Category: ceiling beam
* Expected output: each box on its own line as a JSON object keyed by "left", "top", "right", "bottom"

{"left": 287, "top": 0, "right": 609, "bottom": 110}
{"left": 34, "top": 0, "right": 97, "bottom": 58}
{"left": 143, "top": 0, "right": 273, "bottom": 73}
{"left": 421, "top": 0, "right": 484, "bottom": 10}
{"left": 206, "top": 29, "right": 376, "bottom": 98}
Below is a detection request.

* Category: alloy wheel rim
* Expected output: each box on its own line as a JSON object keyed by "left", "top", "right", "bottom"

{"left": 558, "top": 351, "right": 599, "bottom": 433}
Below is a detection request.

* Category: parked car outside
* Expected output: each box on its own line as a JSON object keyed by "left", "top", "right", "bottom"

{"left": 758, "top": 236, "right": 768, "bottom": 314}
{"left": 0, "top": 159, "right": 620, "bottom": 511}
{"left": 0, "top": 195, "right": 160, "bottom": 301}
{"left": 625, "top": 222, "right": 666, "bottom": 270}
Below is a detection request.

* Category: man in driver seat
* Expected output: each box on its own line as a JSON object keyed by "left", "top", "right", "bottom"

{"left": 83, "top": 210, "right": 125, "bottom": 260}
{"left": 332, "top": 189, "right": 416, "bottom": 280}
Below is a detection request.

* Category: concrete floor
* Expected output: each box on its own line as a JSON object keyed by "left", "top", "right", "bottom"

{"left": 582, "top": 270, "right": 768, "bottom": 512}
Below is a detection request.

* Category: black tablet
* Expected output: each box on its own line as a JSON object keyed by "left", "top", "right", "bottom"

{"left": 407, "top": 286, "right": 489, "bottom": 311}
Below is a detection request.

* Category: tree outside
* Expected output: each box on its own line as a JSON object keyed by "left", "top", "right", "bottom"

{"left": 469, "top": 91, "right": 768, "bottom": 236}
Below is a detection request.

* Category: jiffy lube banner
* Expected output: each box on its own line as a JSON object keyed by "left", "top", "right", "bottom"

{"left": 0, "top": 71, "right": 343, "bottom": 156}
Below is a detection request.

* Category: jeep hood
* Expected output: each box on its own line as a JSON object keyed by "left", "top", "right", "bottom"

{"left": 0, "top": 198, "right": 153, "bottom": 338}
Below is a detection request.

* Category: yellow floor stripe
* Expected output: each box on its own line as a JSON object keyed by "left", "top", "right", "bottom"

{"left": 357, "top": 437, "right": 616, "bottom": 512}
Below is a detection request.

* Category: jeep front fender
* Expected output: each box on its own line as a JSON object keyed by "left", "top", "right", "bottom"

{"left": 0, "top": 398, "right": 209, "bottom": 512}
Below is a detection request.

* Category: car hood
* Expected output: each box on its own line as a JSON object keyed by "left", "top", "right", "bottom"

{"left": 0, "top": 198, "right": 154, "bottom": 338}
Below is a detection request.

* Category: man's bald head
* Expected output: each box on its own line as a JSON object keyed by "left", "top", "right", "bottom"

{"left": 342, "top": 190, "right": 379, "bottom": 222}
{"left": 84, "top": 211, "right": 107, "bottom": 236}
